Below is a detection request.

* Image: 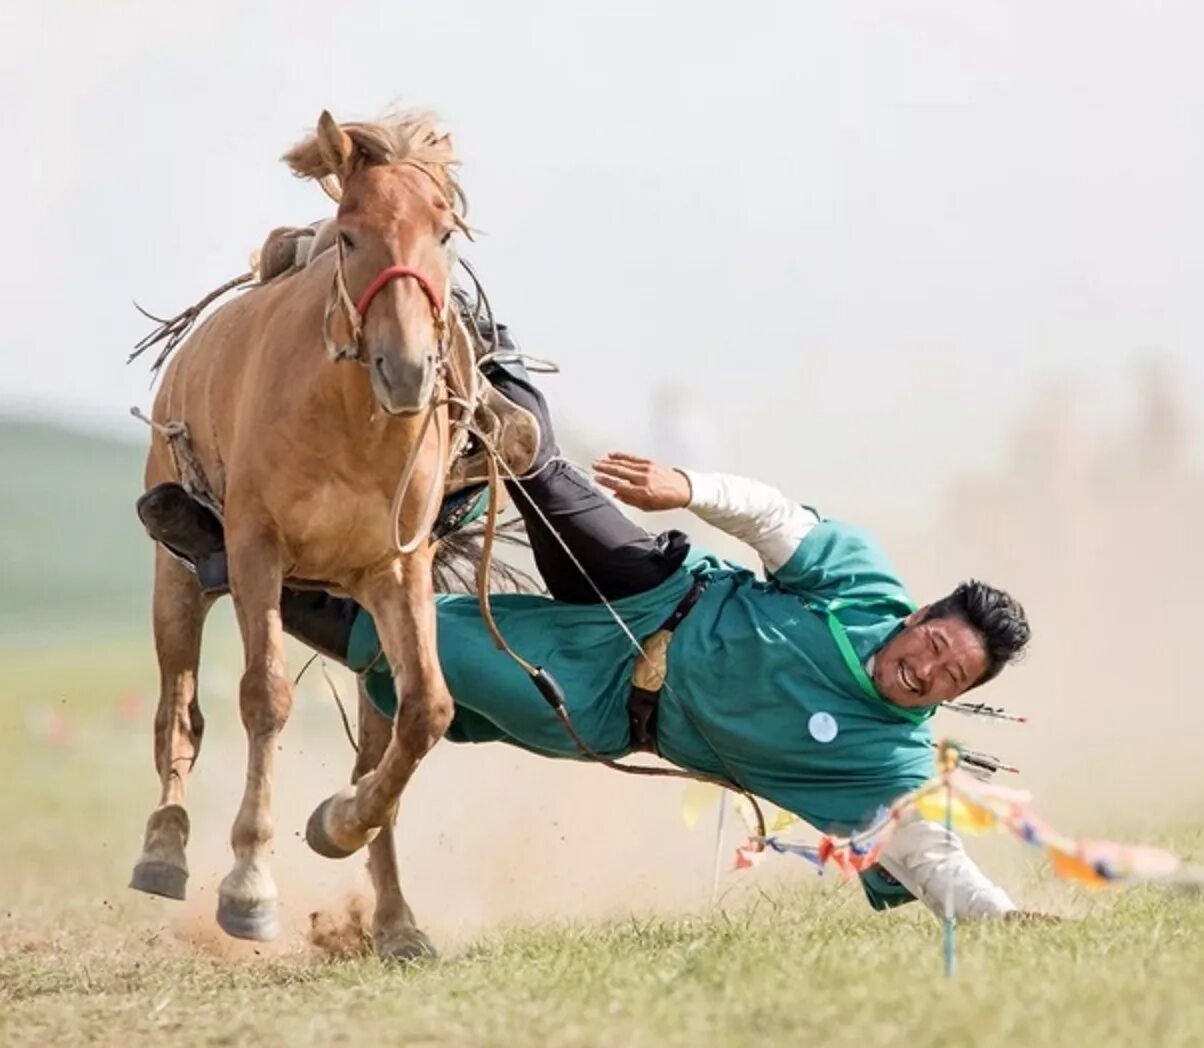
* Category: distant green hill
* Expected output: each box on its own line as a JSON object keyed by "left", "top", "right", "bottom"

{"left": 0, "top": 416, "right": 152, "bottom": 643}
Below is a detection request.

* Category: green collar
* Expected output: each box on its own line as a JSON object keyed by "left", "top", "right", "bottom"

{"left": 810, "top": 595, "right": 936, "bottom": 726}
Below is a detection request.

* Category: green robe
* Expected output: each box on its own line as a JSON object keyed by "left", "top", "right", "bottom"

{"left": 348, "top": 518, "right": 936, "bottom": 837}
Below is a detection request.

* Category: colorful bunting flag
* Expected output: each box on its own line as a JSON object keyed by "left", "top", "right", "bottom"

{"left": 708, "top": 739, "right": 1199, "bottom": 891}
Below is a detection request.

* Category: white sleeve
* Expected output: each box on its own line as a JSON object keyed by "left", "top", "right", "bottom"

{"left": 877, "top": 811, "right": 1016, "bottom": 919}
{"left": 680, "top": 470, "right": 818, "bottom": 574}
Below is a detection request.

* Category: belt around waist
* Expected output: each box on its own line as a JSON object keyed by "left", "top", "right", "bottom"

{"left": 627, "top": 576, "right": 709, "bottom": 754}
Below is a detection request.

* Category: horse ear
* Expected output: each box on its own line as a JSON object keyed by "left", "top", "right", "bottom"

{"left": 316, "top": 110, "right": 355, "bottom": 180}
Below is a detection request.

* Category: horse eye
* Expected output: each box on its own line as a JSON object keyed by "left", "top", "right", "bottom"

{"left": 339, "top": 231, "right": 356, "bottom": 251}
{"left": 440, "top": 230, "right": 454, "bottom": 246}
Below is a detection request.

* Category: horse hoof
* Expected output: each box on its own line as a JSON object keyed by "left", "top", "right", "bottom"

{"left": 305, "top": 793, "right": 377, "bottom": 859}
{"left": 376, "top": 926, "right": 438, "bottom": 963}
{"left": 129, "top": 860, "right": 188, "bottom": 901}
{"left": 216, "top": 895, "right": 279, "bottom": 942}
{"left": 305, "top": 796, "right": 358, "bottom": 859}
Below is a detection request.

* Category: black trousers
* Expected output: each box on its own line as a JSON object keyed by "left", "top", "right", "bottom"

{"left": 487, "top": 358, "right": 691, "bottom": 603}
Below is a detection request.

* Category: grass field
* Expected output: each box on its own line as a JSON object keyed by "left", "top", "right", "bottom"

{"left": 5, "top": 882, "right": 1203, "bottom": 1046}
{"left": 0, "top": 417, "right": 149, "bottom": 643}
{"left": 2, "top": 642, "right": 1203, "bottom": 1046}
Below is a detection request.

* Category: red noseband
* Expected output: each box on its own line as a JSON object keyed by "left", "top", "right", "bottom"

{"left": 355, "top": 265, "right": 445, "bottom": 320}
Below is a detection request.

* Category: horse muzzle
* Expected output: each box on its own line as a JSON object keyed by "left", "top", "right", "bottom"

{"left": 370, "top": 349, "right": 438, "bottom": 417}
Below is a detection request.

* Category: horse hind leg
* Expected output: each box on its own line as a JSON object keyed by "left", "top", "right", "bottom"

{"left": 131, "top": 548, "right": 213, "bottom": 901}
{"left": 215, "top": 526, "right": 293, "bottom": 942}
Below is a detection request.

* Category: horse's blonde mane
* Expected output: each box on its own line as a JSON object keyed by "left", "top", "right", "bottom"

{"left": 283, "top": 110, "right": 466, "bottom": 215}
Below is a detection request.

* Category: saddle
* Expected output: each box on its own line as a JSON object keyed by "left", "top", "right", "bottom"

{"left": 252, "top": 221, "right": 332, "bottom": 281}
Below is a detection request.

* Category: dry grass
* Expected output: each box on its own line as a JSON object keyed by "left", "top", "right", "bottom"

{"left": 4, "top": 883, "right": 1204, "bottom": 1046}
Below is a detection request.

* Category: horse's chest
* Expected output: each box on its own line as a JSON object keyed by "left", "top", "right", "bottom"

{"left": 281, "top": 481, "right": 395, "bottom": 578}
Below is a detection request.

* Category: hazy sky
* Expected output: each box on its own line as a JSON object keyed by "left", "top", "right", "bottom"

{"left": 3, "top": 0, "right": 1201, "bottom": 512}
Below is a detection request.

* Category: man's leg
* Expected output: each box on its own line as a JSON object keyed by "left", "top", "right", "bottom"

{"left": 483, "top": 339, "right": 690, "bottom": 604}
{"left": 278, "top": 588, "right": 360, "bottom": 661}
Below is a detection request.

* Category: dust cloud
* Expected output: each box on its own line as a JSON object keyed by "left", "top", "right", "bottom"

{"left": 922, "top": 356, "right": 1204, "bottom": 832}
{"left": 175, "top": 696, "right": 738, "bottom": 953}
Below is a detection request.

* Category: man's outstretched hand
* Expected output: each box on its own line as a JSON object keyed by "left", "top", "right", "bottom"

{"left": 593, "top": 453, "right": 692, "bottom": 512}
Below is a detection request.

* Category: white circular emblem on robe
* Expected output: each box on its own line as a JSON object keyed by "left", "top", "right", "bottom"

{"left": 808, "top": 711, "right": 839, "bottom": 744}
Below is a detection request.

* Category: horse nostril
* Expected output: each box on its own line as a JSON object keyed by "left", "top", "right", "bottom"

{"left": 373, "top": 355, "right": 388, "bottom": 381}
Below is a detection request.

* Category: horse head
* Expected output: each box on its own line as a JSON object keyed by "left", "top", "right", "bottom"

{"left": 285, "top": 110, "right": 466, "bottom": 416}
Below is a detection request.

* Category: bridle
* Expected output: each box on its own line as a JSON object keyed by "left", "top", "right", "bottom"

{"left": 358, "top": 264, "right": 444, "bottom": 321}
{"left": 322, "top": 236, "right": 449, "bottom": 366}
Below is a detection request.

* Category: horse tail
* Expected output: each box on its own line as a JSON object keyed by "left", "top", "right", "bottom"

{"left": 431, "top": 519, "right": 542, "bottom": 595}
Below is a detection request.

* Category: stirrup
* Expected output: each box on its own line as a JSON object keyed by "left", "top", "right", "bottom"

{"left": 447, "top": 383, "right": 541, "bottom": 491}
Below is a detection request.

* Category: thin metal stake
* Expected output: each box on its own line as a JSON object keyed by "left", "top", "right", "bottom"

{"left": 943, "top": 774, "right": 957, "bottom": 978}
{"left": 711, "top": 792, "right": 728, "bottom": 900}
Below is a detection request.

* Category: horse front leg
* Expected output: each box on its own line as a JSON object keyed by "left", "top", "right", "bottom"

{"left": 306, "top": 550, "right": 451, "bottom": 959}
{"left": 350, "top": 677, "right": 423, "bottom": 960}
{"left": 216, "top": 525, "right": 293, "bottom": 942}
{"left": 131, "top": 547, "right": 213, "bottom": 901}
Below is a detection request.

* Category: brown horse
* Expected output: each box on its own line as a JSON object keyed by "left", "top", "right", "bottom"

{"left": 130, "top": 110, "right": 477, "bottom": 958}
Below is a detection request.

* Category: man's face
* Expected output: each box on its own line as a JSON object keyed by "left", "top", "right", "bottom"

{"left": 873, "top": 613, "right": 989, "bottom": 708}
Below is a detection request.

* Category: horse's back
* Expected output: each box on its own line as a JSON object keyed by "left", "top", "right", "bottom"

{"left": 147, "top": 264, "right": 330, "bottom": 497}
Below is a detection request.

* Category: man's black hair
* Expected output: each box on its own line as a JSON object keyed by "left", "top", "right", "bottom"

{"left": 922, "top": 579, "right": 1031, "bottom": 687}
